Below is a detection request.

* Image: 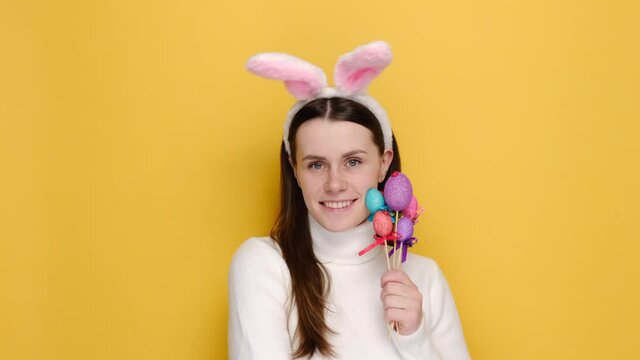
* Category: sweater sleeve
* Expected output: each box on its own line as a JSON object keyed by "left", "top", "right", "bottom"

{"left": 228, "top": 237, "right": 293, "bottom": 360}
{"left": 392, "top": 261, "right": 471, "bottom": 360}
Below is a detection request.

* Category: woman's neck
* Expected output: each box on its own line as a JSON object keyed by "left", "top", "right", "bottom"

{"left": 308, "top": 214, "right": 380, "bottom": 265}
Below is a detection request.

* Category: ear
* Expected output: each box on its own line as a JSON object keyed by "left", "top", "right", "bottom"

{"left": 334, "top": 41, "right": 393, "bottom": 95}
{"left": 246, "top": 52, "right": 327, "bottom": 100}
{"left": 288, "top": 156, "right": 298, "bottom": 180}
{"left": 378, "top": 149, "right": 394, "bottom": 182}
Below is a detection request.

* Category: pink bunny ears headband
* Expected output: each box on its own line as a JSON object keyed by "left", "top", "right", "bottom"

{"left": 246, "top": 41, "right": 394, "bottom": 155}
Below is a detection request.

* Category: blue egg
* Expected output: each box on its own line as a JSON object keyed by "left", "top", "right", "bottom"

{"left": 365, "top": 188, "right": 385, "bottom": 214}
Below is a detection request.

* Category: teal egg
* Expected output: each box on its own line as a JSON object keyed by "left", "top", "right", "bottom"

{"left": 365, "top": 188, "right": 385, "bottom": 213}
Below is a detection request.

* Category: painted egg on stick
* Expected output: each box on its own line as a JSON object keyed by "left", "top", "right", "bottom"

{"left": 365, "top": 188, "right": 386, "bottom": 214}
{"left": 402, "top": 195, "right": 422, "bottom": 222}
{"left": 383, "top": 171, "right": 413, "bottom": 211}
{"left": 396, "top": 217, "right": 414, "bottom": 241}
{"left": 373, "top": 211, "right": 393, "bottom": 236}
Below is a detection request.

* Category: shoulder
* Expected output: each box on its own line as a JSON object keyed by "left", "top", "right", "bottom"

{"left": 231, "top": 237, "right": 284, "bottom": 268}
{"left": 232, "top": 236, "right": 282, "bottom": 259}
{"left": 229, "top": 237, "right": 288, "bottom": 281}
{"left": 228, "top": 237, "right": 291, "bottom": 305}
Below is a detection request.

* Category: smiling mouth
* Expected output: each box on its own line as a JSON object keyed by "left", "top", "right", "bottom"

{"left": 321, "top": 199, "right": 357, "bottom": 210}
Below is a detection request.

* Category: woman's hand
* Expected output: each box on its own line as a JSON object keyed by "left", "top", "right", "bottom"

{"left": 380, "top": 269, "right": 423, "bottom": 335}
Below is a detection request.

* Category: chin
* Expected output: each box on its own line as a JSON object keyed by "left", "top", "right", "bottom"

{"left": 311, "top": 207, "right": 368, "bottom": 233}
{"left": 319, "top": 219, "right": 358, "bottom": 233}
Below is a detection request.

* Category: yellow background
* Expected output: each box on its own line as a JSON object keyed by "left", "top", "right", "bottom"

{"left": 1, "top": 0, "right": 638, "bottom": 359}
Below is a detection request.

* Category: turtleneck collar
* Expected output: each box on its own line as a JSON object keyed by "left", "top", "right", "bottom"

{"left": 309, "top": 214, "right": 380, "bottom": 265}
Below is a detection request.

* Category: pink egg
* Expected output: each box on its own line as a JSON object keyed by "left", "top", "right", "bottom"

{"left": 373, "top": 211, "right": 393, "bottom": 236}
{"left": 396, "top": 217, "right": 414, "bottom": 241}
{"left": 403, "top": 195, "right": 419, "bottom": 221}
{"left": 383, "top": 171, "right": 413, "bottom": 211}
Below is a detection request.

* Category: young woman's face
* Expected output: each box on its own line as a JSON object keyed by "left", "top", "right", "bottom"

{"left": 291, "top": 118, "right": 393, "bottom": 232}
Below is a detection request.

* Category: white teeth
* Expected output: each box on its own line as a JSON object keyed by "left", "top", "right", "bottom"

{"left": 324, "top": 200, "right": 353, "bottom": 209}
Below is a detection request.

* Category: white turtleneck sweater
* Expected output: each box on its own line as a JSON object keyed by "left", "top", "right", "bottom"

{"left": 228, "top": 216, "right": 471, "bottom": 360}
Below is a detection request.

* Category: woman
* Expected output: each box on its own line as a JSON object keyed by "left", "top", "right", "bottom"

{"left": 229, "top": 42, "right": 471, "bottom": 359}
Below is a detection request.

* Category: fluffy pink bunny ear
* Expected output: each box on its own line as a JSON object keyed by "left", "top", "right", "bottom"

{"left": 246, "top": 53, "right": 327, "bottom": 100}
{"left": 334, "top": 41, "right": 393, "bottom": 95}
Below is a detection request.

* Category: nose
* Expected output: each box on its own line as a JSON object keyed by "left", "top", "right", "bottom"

{"left": 324, "top": 167, "right": 347, "bottom": 193}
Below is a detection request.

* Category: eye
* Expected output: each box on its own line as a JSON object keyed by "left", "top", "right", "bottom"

{"left": 309, "top": 161, "right": 324, "bottom": 170}
{"left": 347, "top": 158, "right": 361, "bottom": 167}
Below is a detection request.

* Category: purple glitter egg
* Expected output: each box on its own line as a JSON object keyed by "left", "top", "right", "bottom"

{"left": 383, "top": 171, "right": 413, "bottom": 211}
{"left": 396, "top": 217, "right": 414, "bottom": 241}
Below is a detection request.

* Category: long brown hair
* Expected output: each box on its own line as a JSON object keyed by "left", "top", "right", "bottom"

{"left": 270, "top": 97, "right": 401, "bottom": 358}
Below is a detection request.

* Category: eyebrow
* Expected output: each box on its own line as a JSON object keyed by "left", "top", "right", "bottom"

{"left": 301, "top": 150, "right": 368, "bottom": 162}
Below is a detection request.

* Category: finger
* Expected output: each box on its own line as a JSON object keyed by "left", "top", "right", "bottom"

{"left": 380, "top": 269, "right": 416, "bottom": 288}
{"left": 382, "top": 281, "right": 418, "bottom": 293}
{"left": 380, "top": 281, "right": 409, "bottom": 298}
{"left": 384, "top": 309, "right": 423, "bottom": 336}
{"left": 380, "top": 285, "right": 422, "bottom": 302}
{"left": 380, "top": 281, "right": 422, "bottom": 303}
{"left": 381, "top": 294, "right": 419, "bottom": 311}
{"left": 383, "top": 307, "right": 415, "bottom": 324}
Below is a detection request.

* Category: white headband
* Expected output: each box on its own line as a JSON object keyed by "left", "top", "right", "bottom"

{"left": 246, "top": 41, "right": 393, "bottom": 155}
